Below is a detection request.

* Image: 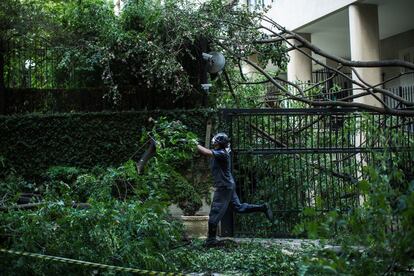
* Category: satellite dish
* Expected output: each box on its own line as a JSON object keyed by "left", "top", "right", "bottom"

{"left": 202, "top": 52, "right": 226, "bottom": 74}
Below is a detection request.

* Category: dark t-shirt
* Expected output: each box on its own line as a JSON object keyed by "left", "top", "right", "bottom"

{"left": 211, "top": 149, "right": 235, "bottom": 188}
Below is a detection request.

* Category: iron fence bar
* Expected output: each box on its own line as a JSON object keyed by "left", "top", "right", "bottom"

{"left": 287, "top": 114, "right": 291, "bottom": 148}
{"left": 354, "top": 148, "right": 360, "bottom": 206}
{"left": 236, "top": 113, "right": 240, "bottom": 151}
{"left": 220, "top": 108, "right": 362, "bottom": 116}
{"left": 293, "top": 147, "right": 299, "bottom": 212}
{"left": 332, "top": 153, "right": 337, "bottom": 209}
{"left": 261, "top": 114, "right": 264, "bottom": 150}
{"left": 243, "top": 114, "right": 246, "bottom": 151}
{"left": 287, "top": 156, "right": 293, "bottom": 232}
{"left": 279, "top": 154, "right": 285, "bottom": 235}
{"left": 232, "top": 147, "right": 410, "bottom": 155}
{"left": 317, "top": 149, "right": 323, "bottom": 210}
{"left": 335, "top": 152, "right": 341, "bottom": 210}
{"left": 248, "top": 113, "right": 251, "bottom": 149}
{"left": 311, "top": 152, "right": 318, "bottom": 214}
{"left": 266, "top": 113, "right": 272, "bottom": 148}
{"left": 324, "top": 153, "right": 330, "bottom": 210}
{"left": 305, "top": 115, "right": 315, "bottom": 209}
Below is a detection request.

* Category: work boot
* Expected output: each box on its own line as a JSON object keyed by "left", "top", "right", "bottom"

{"left": 204, "top": 223, "right": 223, "bottom": 248}
{"left": 242, "top": 204, "right": 273, "bottom": 221}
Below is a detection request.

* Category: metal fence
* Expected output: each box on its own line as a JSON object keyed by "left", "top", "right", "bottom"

{"left": 220, "top": 108, "right": 414, "bottom": 237}
{"left": 384, "top": 85, "right": 414, "bottom": 108}
{"left": 2, "top": 39, "right": 87, "bottom": 89}
{"left": 384, "top": 86, "right": 414, "bottom": 133}
{"left": 312, "top": 69, "right": 353, "bottom": 101}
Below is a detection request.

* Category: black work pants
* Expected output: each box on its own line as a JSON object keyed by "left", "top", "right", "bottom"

{"left": 208, "top": 184, "right": 263, "bottom": 225}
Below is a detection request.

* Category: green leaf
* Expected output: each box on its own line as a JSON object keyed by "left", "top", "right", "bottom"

{"left": 358, "top": 180, "right": 370, "bottom": 194}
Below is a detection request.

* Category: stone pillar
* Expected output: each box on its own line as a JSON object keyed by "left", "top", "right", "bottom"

{"left": 287, "top": 33, "right": 312, "bottom": 84}
{"left": 349, "top": 4, "right": 382, "bottom": 199}
{"left": 349, "top": 4, "right": 382, "bottom": 107}
{"left": 242, "top": 53, "right": 259, "bottom": 78}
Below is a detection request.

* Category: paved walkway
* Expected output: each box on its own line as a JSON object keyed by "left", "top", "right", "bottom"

{"left": 219, "top": 237, "right": 320, "bottom": 248}
{"left": 215, "top": 237, "right": 349, "bottom": 255}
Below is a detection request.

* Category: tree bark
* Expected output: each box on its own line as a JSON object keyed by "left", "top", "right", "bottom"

{"left": 136, "top": 138, "right": 156, "bottom": 174}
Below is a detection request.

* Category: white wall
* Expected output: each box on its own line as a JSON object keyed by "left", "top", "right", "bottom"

{"left": 381, "top": 29, "right": 414, "bottom": 88}
{"left": 267, "top": 0, "right": 358, "bottom": 31}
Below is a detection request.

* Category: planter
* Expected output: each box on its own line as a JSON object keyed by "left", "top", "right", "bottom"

{"left": 181, "top": 215, "right": 209, "bottom": 238}
{"left": 169, "top": 188, "right": 214, "bottom": 238}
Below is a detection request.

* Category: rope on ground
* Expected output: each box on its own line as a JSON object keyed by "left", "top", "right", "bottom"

{"left": 0, "top": 248, "right": 189, "bottom": 276}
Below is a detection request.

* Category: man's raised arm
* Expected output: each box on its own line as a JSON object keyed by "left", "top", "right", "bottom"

{"left": 197, "top": 144, "right": 213, "bottom": 157}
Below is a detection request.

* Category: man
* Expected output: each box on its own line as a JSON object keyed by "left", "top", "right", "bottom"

{"left": 197, "top": 132, "right": 273, "bottom": 247}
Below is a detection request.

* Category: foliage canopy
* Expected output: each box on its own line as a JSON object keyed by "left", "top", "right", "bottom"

{"left": 0, "top": 0, "right": 288, "bottom": 106}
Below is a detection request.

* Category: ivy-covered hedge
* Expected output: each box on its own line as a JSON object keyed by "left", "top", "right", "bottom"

{"left": 2, "top": 87, "right": 203, "bottom": 114}
{"left": 0, "top": 109, "right": 218, "bottom": 178}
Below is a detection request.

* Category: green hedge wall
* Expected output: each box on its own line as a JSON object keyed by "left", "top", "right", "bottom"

{"left": 0, "top": 109, "right": 218, "bottom": 178}
{"left": 2, "top": 86, "right": 203, "bottom": 114}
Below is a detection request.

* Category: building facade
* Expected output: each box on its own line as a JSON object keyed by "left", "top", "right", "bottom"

{"left": 267, "top": 0, "right": 414, "bottom": 89}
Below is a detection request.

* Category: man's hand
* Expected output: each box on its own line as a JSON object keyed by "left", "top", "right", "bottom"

{"left": 197, "top": 144, "right": 213, "bottom": 157}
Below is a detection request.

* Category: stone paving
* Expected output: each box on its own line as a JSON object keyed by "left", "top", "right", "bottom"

{"left": 215, "top": 237, "right": 350, "bottom": 255}
{"left": 220, "top": 237, "right": 320, "bottom": 248}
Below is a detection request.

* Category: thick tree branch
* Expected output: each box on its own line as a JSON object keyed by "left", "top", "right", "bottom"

{"left": 209, "top": 11, "right": 414, "bottom": 114}
{"left": 237, "top": 59, "right": 247, "bottom": 81}
{"left": 254, "top": 35, "right": 295, "bottom": 44}
{"left": 256, "top": 24, "right": 414, "bottom": 111}
{"left": 223, "top": 68, "right": 240, "bottom": 107}
{"left": 238, "top": 79, "right": 270, "bottom": 85}
{"left": 241, "top": 58, "right": 414, "bottom": 115}
{"left": 261, "top": 15, "right": 414, "bottom": 70}
{"left": 349, "top": 67, "right": 389, "bottom": 108}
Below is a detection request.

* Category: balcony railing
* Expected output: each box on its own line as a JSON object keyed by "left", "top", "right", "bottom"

{"left": 312, "top": 69, "right": 353, "bottom": 101}
{"left": 384, "top": 85, "right": 414, "bottom": 109}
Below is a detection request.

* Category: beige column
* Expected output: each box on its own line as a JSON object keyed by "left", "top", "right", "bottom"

{"left": 242, "top": 53, "right": 259, "bottom": 78}
{"left": 349, "top": 4, "right": 382, "bottom": 107}
{"left": 287, "top": 33, "right": 312, "bottom": 84}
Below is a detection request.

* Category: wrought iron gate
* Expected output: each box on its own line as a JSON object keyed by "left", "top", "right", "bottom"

{"left": 220, "top": 108, "right": 414, "bottom": 238}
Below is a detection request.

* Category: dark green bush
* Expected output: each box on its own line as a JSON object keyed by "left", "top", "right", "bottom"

{"left": 295, "top": 150, "right": 414, "bottom": 275}
{"left": 168, "top": 241, "right": 300, "bottom": 275}
{"left": 45, "top": 166, "right": 84, "bottom": 183}
{"left": 0, "top": 174, "right": 36, "bottom": 206}
{"left": 0, "top": 109, "right": 217, "bottom": 179}
{"left": 0, "top": 116, "right": 214, "bottom": 275}
{"left": 41, "top": 166, "right": 112, "bottom": 203}
{"left": 0, "top": 159, "right": 189, "bottom": 274}
{"left": 135, "top": 117, "right": 210, "bottom": 215}
{"left": 0, "top": 199, "right": 184, "bottom": 275}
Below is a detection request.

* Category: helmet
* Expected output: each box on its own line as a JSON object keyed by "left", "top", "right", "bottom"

{"left": 211, "top": 132, "right": 229, "bottom": 149}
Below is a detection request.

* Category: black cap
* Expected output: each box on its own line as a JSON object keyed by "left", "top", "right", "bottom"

{"left": 211, "top": 132, "right": 229, "bottom": 149}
